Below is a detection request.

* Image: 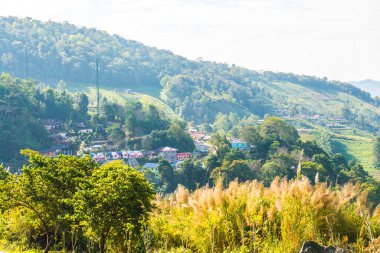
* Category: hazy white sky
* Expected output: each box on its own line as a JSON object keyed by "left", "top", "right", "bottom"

{"left": 1, "top": 0, "right": 380, "bottom": 81}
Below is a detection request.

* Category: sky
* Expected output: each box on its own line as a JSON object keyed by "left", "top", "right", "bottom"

{"left": 1, "top": 0, "right": 380, "bottom": 81}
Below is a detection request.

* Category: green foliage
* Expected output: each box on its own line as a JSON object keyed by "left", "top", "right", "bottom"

{"left": 105, "top": 124, "right": 126, "bottom": 148}
{"left": 373, "top": 137, "right": 380, "bottom": 166}
{"left": 0, "top": 153, "right": 154, "bottom": 252}
{"left": 1, "top": 17, "right": 378, "bottom": 129}
{"left": 211, "top": 160, "right": 254, "bottom": 185}
{"left": 0, "top": 74, "right": 88, "bottom": 163}
{"left": 125, "top": 102, "right": 169, "bottom": 136}
{"left": 77, "top": 93, "right": 89, "bottom": 116}
{"left": 258, "top": 117, "right": 299, "bottom": 146}
{"left": 2, "top": 150, "right": 96, "bottom": 252}
{"left": 141, "top": 123, "right": 195, "bottom": 152}
{"left": 240, "top": 125, "right": 262, "bottom": 146}
{"left": 177, "top": 160, "right": 209, "bottom": 191}
{"left": 208, "top": 133, "right": 231, "bottom": 162}
{"left": 75, "top": 160, "right": 155, "bottom": 252}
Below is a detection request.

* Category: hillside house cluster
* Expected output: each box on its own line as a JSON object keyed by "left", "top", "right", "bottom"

{"left": 86, "top": 146, "right": 192, "bottom": 163}
{"left": 40, "top": 145, "right": 73, "bottom": 157}
{"left": 42, "top": 119, "right": 61, "bottom": 133}
{"left": 188, "top": 128, "right": 210, "bottom": 153}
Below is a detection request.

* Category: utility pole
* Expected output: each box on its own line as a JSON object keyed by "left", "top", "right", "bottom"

{"left": 25, "top": 47, "right": 29, "bottom": 79}
{"left": 96, "top": 58, "right": 100, "bottom": 116}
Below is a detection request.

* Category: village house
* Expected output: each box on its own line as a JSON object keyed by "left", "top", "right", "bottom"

{"left": 78, "top": 128, "right": 93, "bottom": 134}
{"left": 176, "top": 152, "right": 191, "bottom": 161}
{"left": 91, "top": 152, "right": 105, "bottom": 162}
{"left": 111, "top": 152, "right": 122, "bottom": 160}
{"left": 75, "top": 122, "right": 86, "bottom": 129}
{"left": 297, "top": 128, "right": 312, "bottom": 134}
{"left": 195, "top": 142, "right": 209, "bottom": 153}
{"left": 41, "top": 119, "right": 61, "bottom": 133}
{"left": 230, "top": 139, "right": 249, "bottom": 150}
{"left": 39, "top": 145, "right": 72, "bottom": 157}
{"left": 90, "top": 144, "right": 103, "bottom": 152}
{"left": 125, "top": 150, "right": 144, "bottom": 159}
{"left": 48, "top": 133, "right": 69, "bottom": 144}
{"left": 158, "top": 147, "right": 178, "bottom": 162}
{"left": 143, "top": 151, "right": 156, "bottom": 159}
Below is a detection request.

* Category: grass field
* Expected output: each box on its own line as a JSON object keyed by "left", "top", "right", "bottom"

{"left": 298, "top": 121, "right": 380, "bottom": 180}
{"left": 261, "top": 81, "right": 380, "bottom": 117}
{"left": 84, "top": 87, "right": 181, "bottom": 121}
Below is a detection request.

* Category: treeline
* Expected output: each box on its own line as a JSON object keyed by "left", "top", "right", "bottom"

{"left": 1, "top": 153, "right": 380, "bottom": 252}
{"left": 0, "top": 73, "right": 88, "bottom": 162}
{"left": 99, "top": 100, "right": 195, "bottom": 151}
{"left": 1, "top": 117, "right": 380, "bottom": 252}
{"left": 0, "top": 151, "right": 154, "bottom": 253}
{"left": 0, "top": 73, "right": 195, "bottom": 163}
{"left": 1, "top": 17, "right": 377, "bottom": 126}
{"left": 151, "top": 117, "right": 380, "bottom": 203}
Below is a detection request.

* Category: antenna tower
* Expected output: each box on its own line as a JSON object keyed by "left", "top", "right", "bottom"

{"left": 96, "top": 58, "right": 100, "bottom": 115}
{"left": 25, "top": 48, "right": 29, "bottom": 78}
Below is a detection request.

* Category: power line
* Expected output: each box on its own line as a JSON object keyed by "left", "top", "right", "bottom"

{"left": 96, "top": 58, "right": 100, "bottom": 116}
{"left": 25, "top": 47, "right": 29, "bottom": 78}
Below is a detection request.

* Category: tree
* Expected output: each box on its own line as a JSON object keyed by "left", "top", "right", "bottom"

{"left": 240, "top": 125, "right": 262, "bottom": 147}
{"left": 166, "top": 123, "right": 195, "bottom": 152}
{"left": 3, "top": 150, "right": 96, "bottom": 252}
{"left": 75, "top": 161, "right": 155, "bottom": 253}
{"left": 209, "top": 133, "right": 231, "bottom": 161}
{"left": 106, "top": 124, "right": 126, "bottom": 148}
{"left": 374, "top": 137, "right": 380, "bottom": 166}
{"left": 211, "top": 160, "right": 254, "bottom": 185}
{"left": 157, "top": 160, "right": 177, "bottom": 194}
{"left": 300, "top": 161, "right": 327, "bottom": 184}
{"left": 78, "top": 93, "right": 89, "bottom": 116}
{"left": 258, "top": 117, "right": 299, "bottom": 146}
{"left": 312, "top": 154, "right": 335, "bottom": 180}
{"left": 177, "top": 160, "right": 208, "bottom": 190}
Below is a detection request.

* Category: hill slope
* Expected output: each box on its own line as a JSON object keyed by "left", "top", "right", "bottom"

{"left": 0, "top": 16, "right": 379, "bottom": 129}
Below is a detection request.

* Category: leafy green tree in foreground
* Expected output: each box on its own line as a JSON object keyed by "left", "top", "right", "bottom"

{"left": 75, "top": 160, "right": 155, "bottom": 253}
{"left": 1, "top": 150, "right": 96, "bottom": 253}
{"left": 0, "top": 152, "right": 155, "bottom": 252}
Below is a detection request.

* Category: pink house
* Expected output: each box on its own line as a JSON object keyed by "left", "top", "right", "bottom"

{"left": 176, "top": 152, "right": 191, "bottom": 161}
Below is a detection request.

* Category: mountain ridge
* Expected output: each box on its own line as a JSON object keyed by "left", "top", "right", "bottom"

{"left": 0, "top": 16, "right": 379, "bottom": 128}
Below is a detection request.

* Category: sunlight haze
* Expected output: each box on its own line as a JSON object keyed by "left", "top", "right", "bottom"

{"left": 1, "top": 0, "right": 380, "bottom": 81}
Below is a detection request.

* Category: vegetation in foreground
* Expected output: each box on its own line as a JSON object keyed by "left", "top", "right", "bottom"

{"left": 150, "top": 179, "right": 380, "bottom": 253}
{"left": 0, "top": 153, "right": 380, "bottom": 252}
{"left": 0, "top": 152, "right": 155, "bottom": 253}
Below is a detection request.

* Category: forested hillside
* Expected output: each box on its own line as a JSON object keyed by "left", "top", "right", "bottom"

{"left": 1, "top": 17, "right": 379, "bottom": 129}
{"left": 0, "top": 73, "right": 91, "bottom": 163}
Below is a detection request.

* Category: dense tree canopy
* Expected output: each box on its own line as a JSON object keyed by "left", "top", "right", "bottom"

{"left": 0, "top": 74, "right": 83, "bottom": 163}
{"left": 0, "top": 153, "right": 154, "bottom": 252}
{"left": 1, "top": 16, "right": 378, "bottom": 129}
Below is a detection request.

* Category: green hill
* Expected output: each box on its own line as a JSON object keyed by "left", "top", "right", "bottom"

{"left": 0, "top": 73, "right": 85, "bottom": 163}
{"left": 2, "top": 17, "right": 380, "bottom": 177}
{"left": 1, "top": 16, "right": 379, "bottom": 129}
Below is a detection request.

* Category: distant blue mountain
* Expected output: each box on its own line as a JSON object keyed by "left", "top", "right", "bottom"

{"left": 350, "top": 79, "right": 380, "bottom": 97}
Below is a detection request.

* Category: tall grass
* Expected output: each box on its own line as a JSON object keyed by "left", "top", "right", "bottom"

{"left": 149, "top": 177, "right": 380, "bottom": 252}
